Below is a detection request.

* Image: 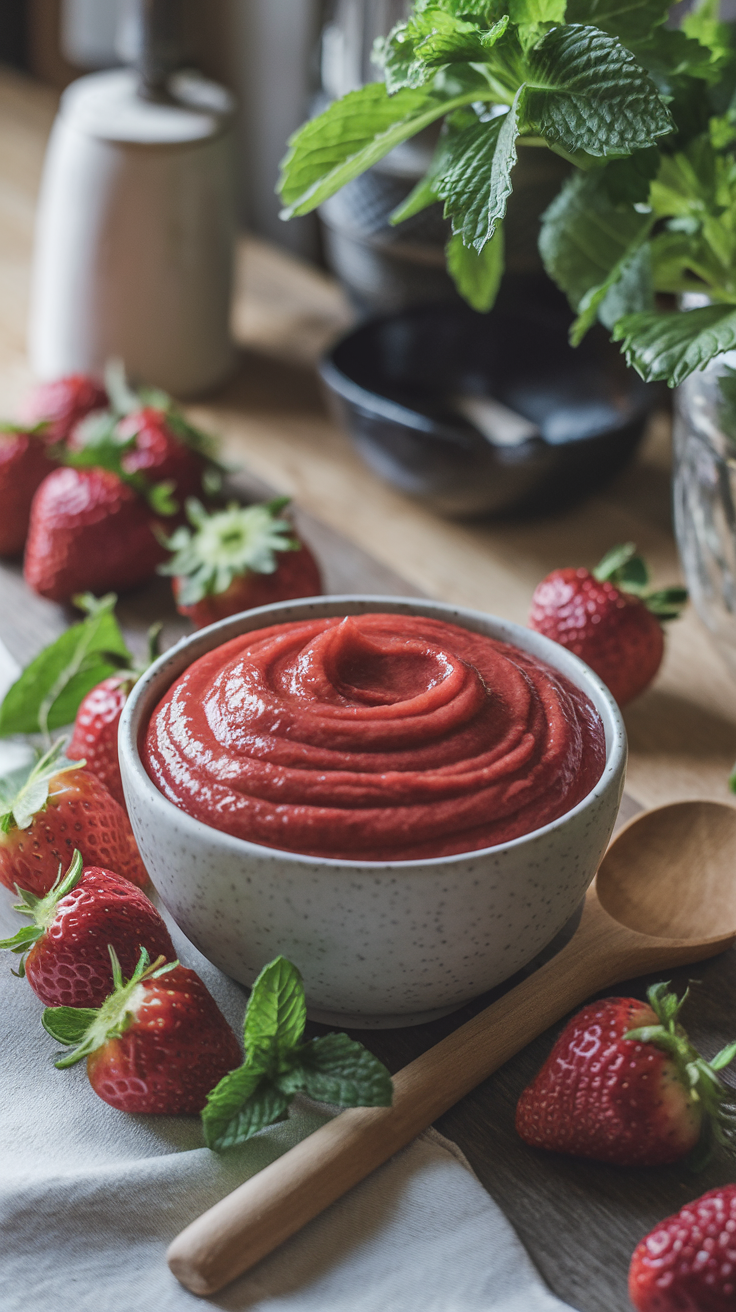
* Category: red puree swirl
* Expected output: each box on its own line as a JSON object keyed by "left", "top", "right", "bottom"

{"left": 143, "top": 614, "right": 605, "bottom": 861}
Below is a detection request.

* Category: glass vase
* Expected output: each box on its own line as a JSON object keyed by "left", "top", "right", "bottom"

{"left": 673, "top": 356, "right": 736, "bottom": 680}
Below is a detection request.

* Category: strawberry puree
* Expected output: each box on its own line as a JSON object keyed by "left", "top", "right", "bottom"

{"left": 143, "top": 614, "right": 605, "bottom": 861}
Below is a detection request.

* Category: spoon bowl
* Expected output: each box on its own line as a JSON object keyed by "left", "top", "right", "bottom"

{"left": 168, "top": 798, "right": 736, "bottom": 1297}
{"left": 596, "top": 799, "right": 736, "bottom": 943}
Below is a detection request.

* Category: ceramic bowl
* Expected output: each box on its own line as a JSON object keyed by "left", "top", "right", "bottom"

{"left": 119, "top": 596, "right": 627, "bottom": 1027}
{"left": 320, "top": 300, "right": 655, "bottom": 517}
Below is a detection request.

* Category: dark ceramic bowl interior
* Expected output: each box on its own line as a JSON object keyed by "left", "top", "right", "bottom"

{"left": 320, "top": 296, "right": 655, "bottom": 517}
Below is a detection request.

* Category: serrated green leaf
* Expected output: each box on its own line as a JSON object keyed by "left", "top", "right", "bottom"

{"left": 525, "top": 25, "right": 673, "bottom": 160}
{"left": 0, "top": 595, "right": 130, "bottom": 737}
{"left": 565, "top": 0, "right": 669, "bottom": 45}
{"left": 436, "top": 90, "right": 522, "bottom": 250}
{"left": 292, "top": 1033, "right": 394, "bottom": 1107}
{"left": 202, "top": 1067, "right": 289, "bottom": 1151}
{"left": 682, "top": 0, "right": 733, "bottom": 65}
{"left": 42, "top": 1006, "right": 99, "bottom": 1045}
{"left": 539, "top": 170, "right": 653, "bottom": 313}
{"left": 243, "top": 956, "right": 307, "bottom": 1055}
{"left": 509, "top": 0, "right": 565, "bottom": 23}
{"left": 446, "top": 223, "right": 505, "bottom": 311}
{"left": 613, "top": 303, "right": 736, "bottom": 385}
{"left": 278, "top": 82, "right": 485, "bottom": 219}
{"left": 571, "top": 221, "right": 654, "bottom": 345}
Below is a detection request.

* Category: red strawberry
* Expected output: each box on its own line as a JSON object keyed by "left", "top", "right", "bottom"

{"left": 0, "top": 849, "right": 173, "bottom": 1007}
{"left": 43, "top": 948, "right": 242, "bottom": 1114}
{"left": 67, "top": 625, "right": 161, "bottom": 809}
{"left": 161, "top": 497, "right": 323, "bottom": 629}
{"left": 0, "top": 426, "right": 59, "bottom": 555}
{"left": 516, "top": 983, "right": 736, "bottom": 1167}
{"left": 116, "top": 407, "right": 211, "bottom": 502}
{"left": 629, "top": 1185, "right": 736, "bottom": 1311}
{"left": 529, "top": 543, "right": 687, "bottom": 706}
{"left": 0, "top": 741, "right": 148, "bottom": 897}
{"left": 23, "top": 465, "right": 168, "bottom": 601}
{"left": 19, "top": 374, "right": 107, "bottom": 443}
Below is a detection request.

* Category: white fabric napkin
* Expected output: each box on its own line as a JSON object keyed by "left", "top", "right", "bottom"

{"left": 0, "top": 637, "right": 572, "bottom": 1312}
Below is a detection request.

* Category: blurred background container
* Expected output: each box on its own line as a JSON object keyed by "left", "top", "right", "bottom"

{"left": 5, "top": 0, "right": 569, "bottom": 314}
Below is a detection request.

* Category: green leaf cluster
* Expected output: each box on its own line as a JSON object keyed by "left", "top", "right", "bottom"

{"left": 279, "top": 0, "right": 673, "bottom": 315}
{"left": 202, "top": 957, "right": 393, "bottom": 1151}
{"left": 278, "top": 0, "right": 736, "bottom": 384}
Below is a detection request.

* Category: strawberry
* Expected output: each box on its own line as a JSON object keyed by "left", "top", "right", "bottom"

{"left": 160, "top": 497, "right": 323, "bottom": 629}
{"left": 19, "top": 374, "right": 107, "bottom": 443}
{"left": 0, "top": 849, "right": 173, "bottom": 1007}
{"left": 515, "top": 983, "right": 736, "bottom": 1167}
{"left": 43, "top": 947, "right": 242, "bottom": 1114}
{"left": 67, "top": 624, "right": 162, "bottom": 809}
{"left": 528, "top": 543, "right": 687, "bottom": 706}
{"left": 0, "top": 740, "right": 148, "bottom": 897}
{"left": 0, "top": 425, "right": 59, "bottom": 555}
{"left": 115, "top": 407, "right": 212, "bottom": 502}
{"left": 629, "top": 1185, "right": 736, "bottom": 1312}
{"left": 23, "top": 465, "right": 169, "bottom": 601}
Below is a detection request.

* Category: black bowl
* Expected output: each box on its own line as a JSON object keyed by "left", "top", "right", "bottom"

{"left": 320, "top": 299, "right": 656, "bottom": 517}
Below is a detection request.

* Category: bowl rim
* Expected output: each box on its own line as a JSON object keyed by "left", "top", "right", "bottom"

{"left": 119, "top": 594, "right": 627, "bottom": 872}
{"left": 319, "top": 302, "right": 654, "bottom": 445}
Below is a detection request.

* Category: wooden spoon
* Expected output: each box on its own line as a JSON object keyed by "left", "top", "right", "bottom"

{"left": 168, "top": 799, "right": 736, "bottom": 1296}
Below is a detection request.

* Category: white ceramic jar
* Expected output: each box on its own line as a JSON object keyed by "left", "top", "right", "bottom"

{"left": 119, "top": 596, "right": 627, "bottom": 1027}
{"left": 28, "top": 68, "right": 236, "bottom": 398}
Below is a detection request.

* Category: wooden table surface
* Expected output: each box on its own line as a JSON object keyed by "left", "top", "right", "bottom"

{"left": 1, "top": 66, "right": 735, "bottom": 1312}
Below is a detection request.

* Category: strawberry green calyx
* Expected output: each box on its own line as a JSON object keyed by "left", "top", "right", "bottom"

{"left": 43, "top": 945, "right": 178, "bottom": 1068}
{"left": 0, "top": 850, "right": 84, "bottom": 970}
{"left": 0, "top": 739, "right": 85, "bottom": 833}
{"left": 60, "top": 413, "right": 178, "bottom": 516}
{"left": 625, "top": 981, "right": 736, "bottom": 1167}
{"left": 158, "top": 497, "right": 301, "bottom": 606}
{"left": 593, "top": 542, "right": 688, "bottom": 621}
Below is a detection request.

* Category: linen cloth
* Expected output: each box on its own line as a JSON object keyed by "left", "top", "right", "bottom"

{"left": 0, "top": 638, "right": 573, "bottom": 1312}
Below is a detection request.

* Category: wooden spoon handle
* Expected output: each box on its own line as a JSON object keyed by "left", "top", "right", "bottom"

{"left": 168, "top": 896, "right": 624, "bottom": 1296}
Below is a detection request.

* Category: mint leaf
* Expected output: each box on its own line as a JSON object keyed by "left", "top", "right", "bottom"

{"left": 201, "top": 953, "right": 393, "bottom": 1151}
{"left": 436, "top": 90, "right": 522, "bottom": 250}
{"left": 510, "top": 0, "right": 566, "bottom": 22}
{"left": 42, "top": 1006, "right": 99, "bottom": 1045}
{"left": 278, "top": 82, "right": 485, "bottom": 219}
{"left": 292, "top": 1033, "right": 394, "bottom": 1107}
{"left": 377, "top": 10, "right": 509, "bottom": 91}
{"left": 613, "top": 303, "right": 736, "bottom": 385}
{"left": 565, "top": 0, "right": 669, "bottom": 44}
{"left": 446, "top": 224, "right": 504, "bottom": 310}
{"left": 202, "top": 1065, "right": 289, "bottom": 1151}
{"left": 525, "top": 25, "right": 673, "bottom": 159}
{"left": 0, "top": 593, "right": 131, "bottom": 737}
{"left": 571, "top": 222, "right": 654, "bottom": 345}
{"left": 244, "top": 955, "right": 307, "bottom": 1055}
{"left": 539, "top": 170, "right": 653, "bottom": 312}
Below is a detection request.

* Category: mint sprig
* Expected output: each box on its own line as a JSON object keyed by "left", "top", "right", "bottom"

{"left": 0, "top": 593, "right": 132, "bottom": 739}
{"left": 279, "top": 0, "right": 672, "bottom": 316}
{"left": 202, "top": 957, "right": 393, "bottom": 1152}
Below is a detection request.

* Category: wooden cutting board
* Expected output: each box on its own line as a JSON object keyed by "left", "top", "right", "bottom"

{"left": 0, "top": 471, "right": 733, "bottom": 1312}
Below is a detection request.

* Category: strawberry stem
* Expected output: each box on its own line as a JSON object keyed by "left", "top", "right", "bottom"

{"left": 158, "top": 498, "right": 301, "bottom": 605}
{"left": 0, "top": 740, "right": 85, "bottom": 833}
{"left": 593, "top": 543, "right": 688, "bottom": 622}
{"left": 625, "top": 981, "right": 736, "bottom": 1167}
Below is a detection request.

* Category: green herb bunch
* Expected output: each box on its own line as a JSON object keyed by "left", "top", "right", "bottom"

{"left": 279, "top": 0, "right": 736, "bottom": 387}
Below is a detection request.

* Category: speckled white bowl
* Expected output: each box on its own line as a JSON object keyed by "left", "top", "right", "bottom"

{"left": 119, "top": 596, "right": 626, "bottom": 1027}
